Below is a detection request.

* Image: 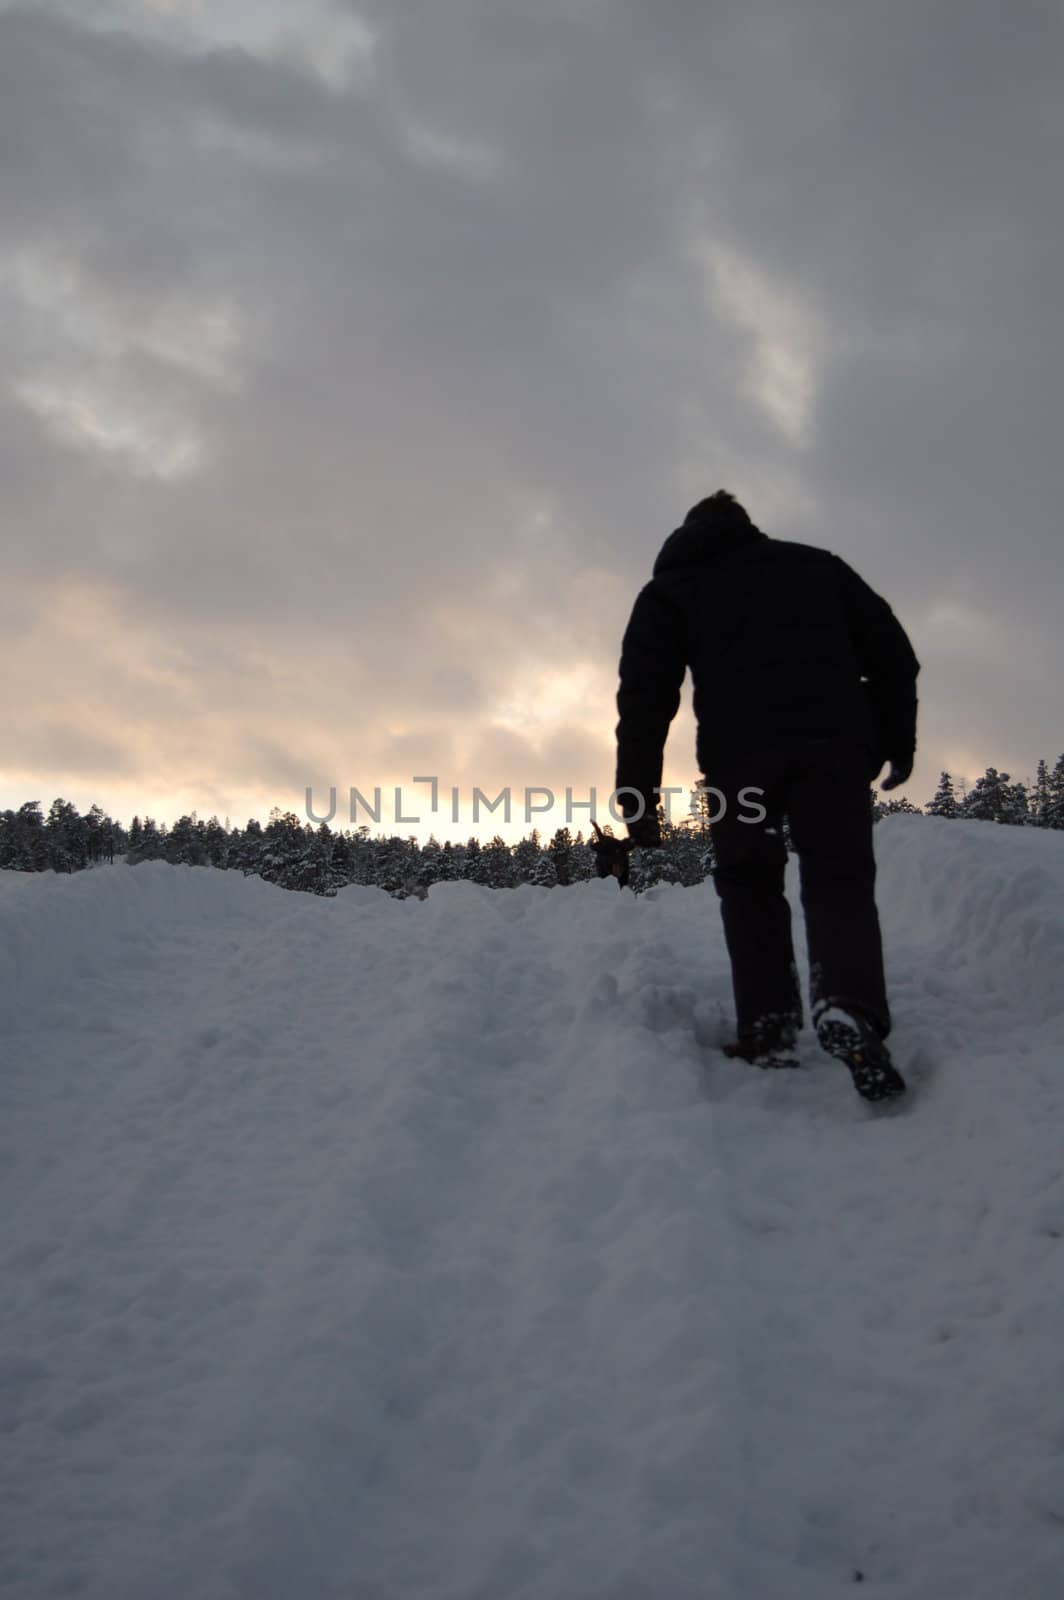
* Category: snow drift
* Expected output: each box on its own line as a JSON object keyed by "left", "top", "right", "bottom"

{"left": 2, "top": 816, "right": 1064, "bottom": 1598}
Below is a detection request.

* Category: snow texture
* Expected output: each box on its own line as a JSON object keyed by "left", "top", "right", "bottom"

{"left": 2, "top": 816, "right": 1064, "bottom": 1598}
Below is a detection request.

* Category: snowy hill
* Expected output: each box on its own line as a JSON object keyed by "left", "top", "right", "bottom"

{"left": 3, "top": 817, "right": 1064, "bottom": 1599}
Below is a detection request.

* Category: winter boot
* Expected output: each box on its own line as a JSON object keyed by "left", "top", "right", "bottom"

{"left": 815, "top": 1007, "right": 906, "bottom": 1102}
{"left": 723, "top": 1017, "right": 801, "bottom": 1071}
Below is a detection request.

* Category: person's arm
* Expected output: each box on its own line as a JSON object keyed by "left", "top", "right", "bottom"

{"left": 615, "top": 582, "right": 687, "bottom": 843}
{"left": 838, "top": 560, "right": 920, "bottom": 786}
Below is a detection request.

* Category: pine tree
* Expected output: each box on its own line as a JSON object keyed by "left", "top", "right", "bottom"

{"left": 372, "top": 834, "right": 416, "bottom": 895}
{"left": 881, "top": 797, "right": 923, "bottom": 817}
{"left": 416, "top": 836, "right": 446, "bottom": 890}
{"left": 0, "top": 802, "right": 48, "bottom": 871}
{"left": 926, "top": 772, "right": 959, "bottom": 819}
{"left": 1030, "top": 760, "right": 1051, "bottom": 827}
{"left": 1043, "top": 755, "right": 1064, "bottom": 830}
{"left": 17, "top": 802, "right": 48, "bottom": 870}
{"left": 232, "top": 818, "right": 264, "bottom": 876}
{"left": 345, "top": 824, "right": 375, "bottom": 885}
{"left": 483, "top": 835, "right": 516, "bottom": 889}
{"left": 512, "top": 830, "right": 542, "bottom": 885}
{"left": 628, "top": 846, "right": 680, "bottom": 891}
{"left": 568, "top": 831, "right": 595, "bottom": 883}
{"left": 46, "top": 799, "right": 87, "bottom": 872}
{"left": 84, "top": 804, "right": 109, "bottom": 864}
{"left": 688, "top": 785, "right": 718, "bottom": 834}
{"left": 461, "top": 837, "right": 487, "bottom": 885}
{"left": 166, "top": 814, "right": 205, "bottom": 866}
{"left": 139, "top": 818, "right": 165, "bottom": 861}
{"left": 330, "top": 830, "right": 354, "bottom": 881}
{"left": 547, "top": 827, "right": 574, "bottom": 886}
{"left": 304, "top": 823, "right": 342, "bottom": 896}
{"left": 255, "top": 811, "right": 308, "bottom": 887}
{"left": 203, "top": 817, "right": 229, "bottom": 867}
{"left": 963, "top": 768, "right": 1029, "bottom": 825}
{"left": 1006, "top": 780, "right": 1030, "bottom": 826}
{"left": 665, "top": 819, "right": 708, "bottom": 886}
{"left": 530, "top": 851, "right": 557, "bottom": 887}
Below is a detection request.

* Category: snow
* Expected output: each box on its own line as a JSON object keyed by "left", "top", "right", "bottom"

{"left": 2, "top": 817, "right": 1064, "bottom": 1598}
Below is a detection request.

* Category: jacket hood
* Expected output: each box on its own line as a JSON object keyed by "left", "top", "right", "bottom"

{"left": 652, "top": 499, "right": 767, "bottom": 577}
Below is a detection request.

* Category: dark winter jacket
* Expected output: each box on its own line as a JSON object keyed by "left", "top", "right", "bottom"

{"left": 615, "top": 498, "right": 919, "bottom": 823}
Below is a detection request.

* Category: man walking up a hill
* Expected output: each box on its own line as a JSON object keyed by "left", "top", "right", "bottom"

{"left": 614, "top": 490, "right": 919, "bottom": 1101}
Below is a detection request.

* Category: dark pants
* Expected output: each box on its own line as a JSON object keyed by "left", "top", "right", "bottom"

{"left": 706, "top": 738, "right": 890, "bottom": 1046}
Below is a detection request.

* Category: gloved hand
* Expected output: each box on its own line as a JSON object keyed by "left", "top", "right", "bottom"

{"left": 880, "top": 757, "right": 914, "bottom": 792}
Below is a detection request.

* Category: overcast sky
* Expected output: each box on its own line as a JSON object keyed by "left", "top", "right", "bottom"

{"left": 2, "top": 0, "right": 1062, "bottom": 837}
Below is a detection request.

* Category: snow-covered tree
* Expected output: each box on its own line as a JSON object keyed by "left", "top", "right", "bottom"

{"left": 880, "top": 797, "right": 923, "bottom": 818}
{"left": 330, "top": 830, "right": 354, "bottom": 880}
{"left": 568, "top": 832, "right": 595, "bottom": 883}
{"left": 511, "top": 829, "right": 542, "bottom": 885}
{"left": 461, "top": 838, "right": 489, "bottom": 885}
{"left": 203, "top": 817, "right": 229, "bottom": 868}
{"left": 437, "top": 841, "right": 460, "bottom": 881}
{"left": 374, "top": 835, "right": 418, "bottom": 896}
{"left": 665, "top": 820, "right": 709, "bottom": 886}
{"left": 962, "top": 768, "right": 1029, "bottom": 826}
{"left": 84, "top": 804, "right": 112, "bottom": 864}
{"left": 46, "top": 799, "right": 87, "bottom": 872}
{"left": 166, "top": 814, "right": 205, "bottom": 866}
{"left": 483, "top": 835, "right": 516, "bottom": 889}
{"left": 344, "top": 824, "right": 375, "bottom": 885}
{"left": 1029, "top": 760, "right": 1051, "bottom": 827}
{"left": 629, "top": 845, "right": 680, "bottom": 891}
{"left": 133, "top": 818, "right": 166, "bottom": 862}
{"left": 1041, "top": 755, "right": 1064, "bottom": 830}
{"left": 547, "top": 827, "right": 575, "bottom": 886}
{"left": 254, "top": 811, "right": 308, "bottom": 888}
{"left": 302, "top": 823, "right": 343, "bottom": 896}
{"left": 228, "top": 818, "right": 263, "bottom": 876}
{"left": 926, "top": 772, "right": 959, "bottom": 819}
{"left": 0, "top": 802, "right": 48, "bottom": 871}
{"left": 529, "top": 851, "right": 557, "bottom": 887}
{"left": 416, "top": 836, "right": 446, "bottom": 890}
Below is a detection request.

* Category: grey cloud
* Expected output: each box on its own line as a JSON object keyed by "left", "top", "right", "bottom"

{"left": 4, "top": 718, "right": 137, "bottom": 781}
{"left": 1, "top": 0, "right": 1062, "bottom": 823}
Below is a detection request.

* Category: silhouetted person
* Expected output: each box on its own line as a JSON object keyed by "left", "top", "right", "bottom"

{"left": 614, "top": 490, "right": 919, "bottom": 1100}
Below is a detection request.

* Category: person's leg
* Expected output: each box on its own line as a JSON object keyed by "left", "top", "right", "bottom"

{"left": 786, "top": 740, "right": 891, "bottom": 1038}
{"left": 708, "top": 755, "right": 802, "bottom": 1052}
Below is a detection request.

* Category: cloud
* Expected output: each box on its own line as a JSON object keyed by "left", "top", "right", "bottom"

{"left": 107, "top": 0, "right": 380, "bottom": 92}
{"left": 14, "top": 376, "right": 206, "bottom": 480}
{"left": 402, "top": 122, "right": 503, "bottom": 181}
{"left": 1, "top": 0, "right": 1062, "bottom": 831}
{"left": 692, "top": 237, "right": 822, "bottom": 447}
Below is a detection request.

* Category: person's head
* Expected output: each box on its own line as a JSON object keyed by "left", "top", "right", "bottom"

{"left": 654, "top": 486, "right": 762, "bottom": 576}
{"left": 683, "top": 489, "right": 752, "bottom": 529}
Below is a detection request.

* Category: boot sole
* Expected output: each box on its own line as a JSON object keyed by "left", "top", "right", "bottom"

{"left": 817, "top": 1020, "right": 907, "bottom": 1102}
{"left": 722, "top": 1043, "right": 801, "bottom": 1070}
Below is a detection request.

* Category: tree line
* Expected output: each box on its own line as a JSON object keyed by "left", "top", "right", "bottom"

{"left": 2, "top": 755, "right": 1063, "bottom": 897}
